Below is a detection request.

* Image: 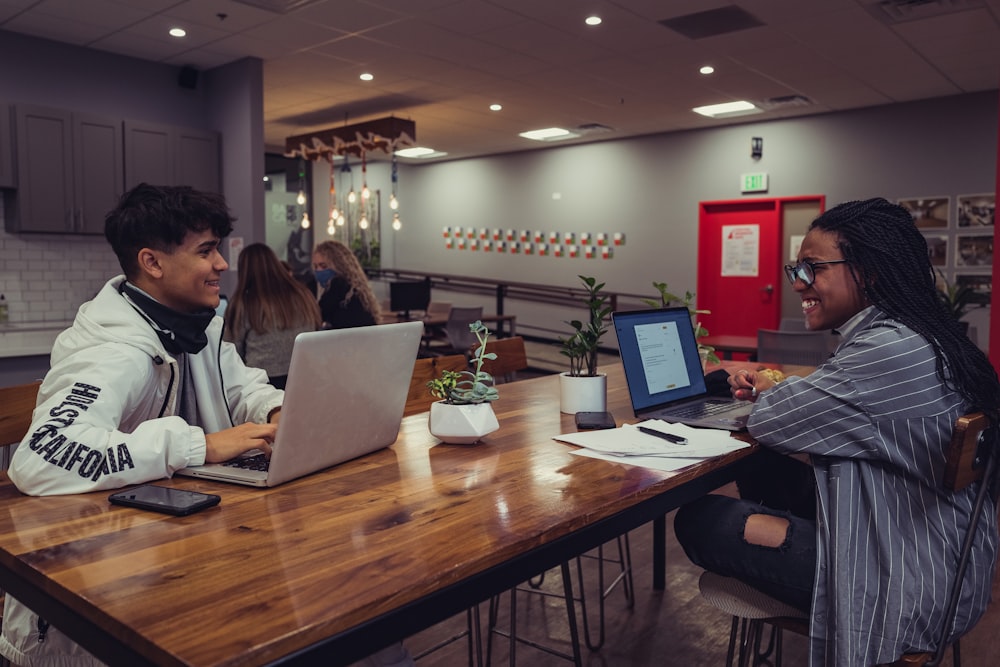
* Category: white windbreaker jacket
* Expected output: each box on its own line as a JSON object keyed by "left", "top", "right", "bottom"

{"left": 1, "top": 275, "right": 284, "bottom": 666}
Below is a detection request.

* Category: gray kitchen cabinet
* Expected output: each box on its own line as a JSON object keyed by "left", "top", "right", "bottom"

{"left": 5, "top": 105, "right": 122, "bottom": 234}
{"left": 0, "top": 103, "right": 13, "bottom": 188}
{"left": 124, "top": 120, "right": 220, "bottom": 193}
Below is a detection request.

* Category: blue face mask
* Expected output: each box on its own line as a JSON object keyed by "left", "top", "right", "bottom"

{"left": 314, "top": 268, "right": 336, "bottom": 286}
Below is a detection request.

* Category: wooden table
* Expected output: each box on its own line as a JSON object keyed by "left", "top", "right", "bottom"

{"left": 0, "top": 365, "right": 760, "bottom": 667}
{"left": 701, "top": 334, "right": 758, "bottom": 360}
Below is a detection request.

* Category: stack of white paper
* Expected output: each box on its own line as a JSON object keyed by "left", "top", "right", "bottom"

{"left": 553, "top": 419, "right": 750, "bottom": 472}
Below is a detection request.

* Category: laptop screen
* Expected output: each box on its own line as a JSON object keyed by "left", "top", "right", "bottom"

{"left": 613, "top": 307, "right": 710, "bottom": 412}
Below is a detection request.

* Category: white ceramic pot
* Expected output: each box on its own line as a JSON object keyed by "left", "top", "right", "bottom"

{"left": 428, "top": 401, "right": 500, "bottom": 445}
{"left": 559, "top": 372, "right": 608, "bottom": 414}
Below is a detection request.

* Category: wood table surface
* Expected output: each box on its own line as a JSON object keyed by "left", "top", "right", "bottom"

{"left": 0, "top": 362, "right": 793, "bottom": 667}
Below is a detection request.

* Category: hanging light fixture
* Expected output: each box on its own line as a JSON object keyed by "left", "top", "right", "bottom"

{"left": 300, "top": 212, "right": 310, "bottom": 229}
{"left": 389, "top": 153, "right": 399, "bottom": 211}
{"left": 296, "top": 158, "right": 307, "bottom": 205}
{"left": 327, "top": 156, "right": 338, "bottom": 235}
{"left": 360, "top": 151, "right": 370, "bottom": 201}
{"left": 392, "top": 212, "right": 402, "bottom": 231}
{"left": 338, "top": 157, "right": 350, "bottom": 224}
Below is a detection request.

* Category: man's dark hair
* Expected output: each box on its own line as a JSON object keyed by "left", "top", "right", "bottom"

{"left": 105, "top": 183, "right": 235, "bottom": 279}
{"left": 811, "top": 197, "right": 999, "bottom": 421}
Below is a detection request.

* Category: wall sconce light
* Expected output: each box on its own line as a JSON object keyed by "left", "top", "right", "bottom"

{"left": 751, "top": 137, "right": 763, "bottom": 159}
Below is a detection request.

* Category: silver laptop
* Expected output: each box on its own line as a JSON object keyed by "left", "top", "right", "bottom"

{"left": 176, "top": 321, "right": 424, "bottom": 487}
{"left": 612, "top": 307, "right": 752, "bottom": 431}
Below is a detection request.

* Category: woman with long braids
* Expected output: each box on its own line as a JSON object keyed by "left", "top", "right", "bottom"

{"left": 674, "top": 198, "right": 999, "bottom": 666}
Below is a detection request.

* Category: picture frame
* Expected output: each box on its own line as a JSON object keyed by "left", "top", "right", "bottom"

{"left": 955, "top": 234, "right": 993, "bottom": 267}
{"left": 897, "top": 196, "right": 950, "bottom": 229}
{"left": 923, "top": 234, "right": 948, "bottom": 267}
{"left": 957, "top": 193, "right": 995, "bottom": 227}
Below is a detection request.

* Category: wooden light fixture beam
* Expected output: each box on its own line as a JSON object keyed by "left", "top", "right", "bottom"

{"left": 285, "top": 116, "right": 416, "bottom": 160}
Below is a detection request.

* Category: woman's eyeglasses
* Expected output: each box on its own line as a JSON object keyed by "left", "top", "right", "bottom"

{"left": 783, "top": 260, "right": 847, "bottom": 286}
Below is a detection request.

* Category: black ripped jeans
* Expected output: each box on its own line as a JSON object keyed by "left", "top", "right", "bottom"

{"left": 673, "top": 449, "right": 817, "bottom": 612}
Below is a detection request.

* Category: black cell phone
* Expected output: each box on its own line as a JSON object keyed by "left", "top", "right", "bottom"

{"left": 575, "top": 411, "right": 616, "bottom": 430}
{"left": 109, "top": 484, "right": 221, "bottom": 516}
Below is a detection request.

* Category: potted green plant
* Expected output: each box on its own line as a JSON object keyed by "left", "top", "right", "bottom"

{"left": 558, "top": 275, "right": 612, "bottom": 414}
{"left": 426, "top": 320, "right": 500, "bottom": 444}
{"left": 936, "top": 269, "right": 977, "bottom": 333}
{"left": 642, "top": 281, "right": 720, "bottom": 367}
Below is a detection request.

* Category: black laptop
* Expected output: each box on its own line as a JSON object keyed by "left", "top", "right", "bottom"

{"left": 612, "top": 307, "right": 751, "bottom": 431}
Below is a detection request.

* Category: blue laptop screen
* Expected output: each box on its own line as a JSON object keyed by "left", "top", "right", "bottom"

{"left": 613, "top": 307, "right": 709, "bottom": 412}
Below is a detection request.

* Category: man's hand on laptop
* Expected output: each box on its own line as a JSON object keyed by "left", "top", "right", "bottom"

{"left": 204, "top": 423, "right": 277, "bottom": 463}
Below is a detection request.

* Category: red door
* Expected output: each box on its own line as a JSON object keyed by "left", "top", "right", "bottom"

{"left": 697, "top": 199, "right": 782, "bottom": 337}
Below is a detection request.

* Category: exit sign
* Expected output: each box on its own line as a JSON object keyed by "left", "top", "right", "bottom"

{"left": 741, "top": 172, "right": 769, "bottom": 193}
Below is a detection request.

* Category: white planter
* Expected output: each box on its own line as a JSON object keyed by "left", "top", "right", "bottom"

{"left": 559, "top": 372, "right": 608, "bottom": 414}
{"left": 428, "top": 401, "right": 500, "bottom": 445}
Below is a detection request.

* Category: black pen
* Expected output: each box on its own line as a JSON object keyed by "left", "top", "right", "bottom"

{"left": 638, "top": 426, "right": 688, "bottom": 445}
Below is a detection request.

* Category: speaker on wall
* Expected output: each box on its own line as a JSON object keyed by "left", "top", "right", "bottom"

{"left": 178, "top": 66, "right": 199, "bottom": 90}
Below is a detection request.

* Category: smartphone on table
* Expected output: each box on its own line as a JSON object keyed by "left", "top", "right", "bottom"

{"left": 575, "top": 411, "right": 616, "bottom": 430}
{"left": 109, "top": 484, "right": 221, "bottom": 516}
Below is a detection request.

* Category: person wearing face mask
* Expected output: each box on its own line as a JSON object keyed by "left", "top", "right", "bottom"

{"left": 311, "top": 240, "right": 381, "bottom": 329}
{"left": 673, "top": 198, "right": 1000, "bottom": 666}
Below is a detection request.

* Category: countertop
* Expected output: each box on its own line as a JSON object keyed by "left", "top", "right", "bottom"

{"left": 0, "top": 321, "right": 70, "bottom": 358}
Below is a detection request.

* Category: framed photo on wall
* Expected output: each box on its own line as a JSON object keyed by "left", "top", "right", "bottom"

{"left": 957, "top": 193, "right": 995, "bottom": 227}
{"left": 923, "top": 234, "right": 948, "bottom": 266}
{"left": 955, "top": 234, "right": 993, "bottom": 267}
{"left": 955, "top": 274, "right": 992, "bottom": 306}
{"left": 897, "top": 196, "right": 950, "bottom": 229}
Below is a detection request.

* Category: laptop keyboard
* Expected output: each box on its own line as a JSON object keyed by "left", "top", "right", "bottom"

{"left": 667, "top": 400, "right": 744, "bottom": 419}
{"left": 223, "top": 453, "right": 270, "bottom": 472}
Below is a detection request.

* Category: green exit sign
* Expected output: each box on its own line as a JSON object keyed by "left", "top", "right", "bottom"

{"left": 741, "top": 172, "right": 769, "bottom": 193}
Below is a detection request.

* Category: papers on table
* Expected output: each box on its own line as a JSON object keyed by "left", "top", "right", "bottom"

{"left": 553, "top": 420, "right": 750, "bottom": 472}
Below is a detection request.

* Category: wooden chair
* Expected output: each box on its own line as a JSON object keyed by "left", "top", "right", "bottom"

{"left": 475, "top": 336, "right": 528, "bottom": 384}
{"left": 1, "top": 380, "right": 41, "bottom": 469}
{"left": 697, "top": 412, "right": 995, "bottom": 667}
{"left": 404, "top": 355, "right": 468, "bottom": 417}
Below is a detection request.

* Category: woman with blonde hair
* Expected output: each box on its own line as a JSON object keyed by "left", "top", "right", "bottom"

{"left": 312, "top": 240, "right": 381, "bottom": 328}
{"left": 224, "top": 243, "right": 322, "bottom": 389}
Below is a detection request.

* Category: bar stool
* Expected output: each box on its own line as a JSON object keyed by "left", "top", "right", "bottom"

{"left": 484, "top": 532, "right": 633, "bottom": 666}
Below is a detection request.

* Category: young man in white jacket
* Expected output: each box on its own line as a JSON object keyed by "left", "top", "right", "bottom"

{"left": 0, "top": 183, "right": 283, "bottom": 666}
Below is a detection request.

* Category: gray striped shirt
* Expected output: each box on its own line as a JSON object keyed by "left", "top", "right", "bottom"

{"left": 749, "top": 307, "right": 997, "bottom": 666}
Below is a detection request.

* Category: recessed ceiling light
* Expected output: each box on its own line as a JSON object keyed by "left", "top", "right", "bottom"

{"left": 359, "top": 72, "right": 374, "bottom": 81}
{"left": 519, "top": 127, "right": 580, "bottom": 141}
{"left": 692, "top": 101, "right": 761, "bottom": 118}
{"left": 169, "top": 27, "right": 186, "bottom": 38}
{"left": 699, "top": 65, "right": 715, "bottom": 75}
{"left": 396, "top": 146, "right": 448, "bottom": 158}
{"left": 489, "top": 103, "right": 503, "bottom": 111}
{"left": 585, "top": 16, "right": 602, "bottom": 26}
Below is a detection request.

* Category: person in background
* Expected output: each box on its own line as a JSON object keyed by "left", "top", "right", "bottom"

{"left": 312, "top": 239, "right": 381, "bottom": 328}
{"left": 1, "top": 183, "right": 284, "bottom": 666}
{"left": 224, "top": 243, "right": 322, "bottom": 389}
{"left": 674, "top": 198, "right": 1000, "bottom": 666}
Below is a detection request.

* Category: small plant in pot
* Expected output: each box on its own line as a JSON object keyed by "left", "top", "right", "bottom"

{"left": 426, "top": 320, "right": 500, "bottom": 444}
{"left": 558, "top": 275, "right": 612, "bottom": 414}
{"left": 642, "top": 281, "right": 720, "bottom": 367}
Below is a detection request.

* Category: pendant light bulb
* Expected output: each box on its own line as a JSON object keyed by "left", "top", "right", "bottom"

{"left": 337, "top": 213, "right": 345, "bottom": 226}
{"left": 326, "top": 220, "right": 335, "bottom": 235}
{"left": 389, "top": 193, "right": 399, "bottom": 210}
{"left": 296, "top": 190, "right": 306, "bottom": 206}
{"left": 300, "top": 212, "right": 310, "bottom": 229}
{"left": 361, "top": 184, "right": 370, "bottom": 200}
{"left": 392, "top": 212, "right": 402, "bottom": 231}
{"left": 359, "top": 214, "right": 369, "bottom": 230}
{"left": 348, "top": 189, "right": 356, "bottom": 204}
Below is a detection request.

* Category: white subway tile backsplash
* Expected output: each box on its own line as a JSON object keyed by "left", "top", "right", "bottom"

{"left": 1, "top": 200, "right": 120, "bottom": 324}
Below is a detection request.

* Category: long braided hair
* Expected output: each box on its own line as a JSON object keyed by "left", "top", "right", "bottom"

{"left": 811, "top": 198, "right": 1000, "bottom": 424}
